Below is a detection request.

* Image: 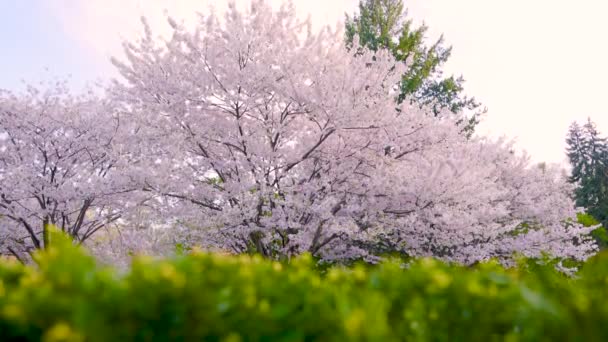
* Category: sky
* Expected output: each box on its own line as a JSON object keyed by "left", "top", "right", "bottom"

{"left": 2, "top": 0, "right": 607, "bottom": 164}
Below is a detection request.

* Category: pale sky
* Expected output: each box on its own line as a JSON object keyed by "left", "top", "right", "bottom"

{"left": 2, "top": 0, "right": 607, "bottom": 164}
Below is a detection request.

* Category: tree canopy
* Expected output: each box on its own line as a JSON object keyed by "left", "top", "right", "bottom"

{"left": 105, "top": 1, "right": 595, "bottom": 266}
{"left": 0, "top": 1, "right": 597, "bottom": 268}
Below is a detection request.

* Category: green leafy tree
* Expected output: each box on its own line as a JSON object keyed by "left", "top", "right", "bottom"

{"left": 345, "top": 0, "right": 484, "bottom": 133}
{"left": 566, "top": 118, "right": 608, "bottom": 230}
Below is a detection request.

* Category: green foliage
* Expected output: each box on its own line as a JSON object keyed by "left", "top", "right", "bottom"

{"left": 577, "top": 212, "right": 608, "bottom": 249}
{"left": 566, "top": 119, "right": 608, "bottom": 229}
{"left": 2, "top": 233, "right": 608, "bottom": 341}
{"left": 577, "top": 212, "right": 601, "bottom": 227}
{"left": 174, "top": 243, "right": 191, "bottom": 256}
{"left": 345, "top": 0, "right": 483, "bottom": 135}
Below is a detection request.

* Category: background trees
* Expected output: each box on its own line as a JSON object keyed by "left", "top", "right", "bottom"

{"left": 0, "top": 1, "right": 598, "bottom": 267}
{"left": 345, "top": 0, "right": 483, "bottom": 133}
{"left": 0, "top": 83, "right": 133, "bottom": 260}
{"left": 108, "top": 0, "right": 596, "bottom": 266}
{"left": 566, "top": 118, "right": 608, "bottom": 229}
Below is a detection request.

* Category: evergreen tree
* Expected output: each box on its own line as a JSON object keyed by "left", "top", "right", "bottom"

{"left": 582, "top": 118, "right": 608, "bottom": 169}
{"left": 345, "top": 0, "right": 484, "bottom": 133}
{"left": 566, "top": 121, "right": 589, "bottom": 183}
{"left": 566, "top": 118, "right": 608, "bottom": 227}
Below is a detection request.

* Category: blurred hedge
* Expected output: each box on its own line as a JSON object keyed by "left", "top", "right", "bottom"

{"left": 1, "top": 232, "right": 608, "bottom": 341}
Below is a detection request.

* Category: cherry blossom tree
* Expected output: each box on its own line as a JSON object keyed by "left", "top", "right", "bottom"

{"left": 0, "top": 82, "right": 134, "bottom": 261}
{"left": 109, "top": 0, "right": 596, "bottom": 265}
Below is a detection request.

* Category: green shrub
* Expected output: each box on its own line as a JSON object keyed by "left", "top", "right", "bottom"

{"left": 1, "top": 231, "right": 608, "bottom": 341}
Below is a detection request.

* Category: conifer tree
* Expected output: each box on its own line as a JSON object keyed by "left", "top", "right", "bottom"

{"left": 566, "top": 118, "right": 608, "bottom": 227}
{"left": 566, "top": 121, "right": 588, "bottom": 183}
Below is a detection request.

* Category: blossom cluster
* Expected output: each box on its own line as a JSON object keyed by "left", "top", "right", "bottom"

{"left": 0, "top": 1, "right": 597, "bottom": 265}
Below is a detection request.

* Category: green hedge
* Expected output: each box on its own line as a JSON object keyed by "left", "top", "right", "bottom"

{"left": 1, "top": 233, "right": 608, "bottom": 341}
